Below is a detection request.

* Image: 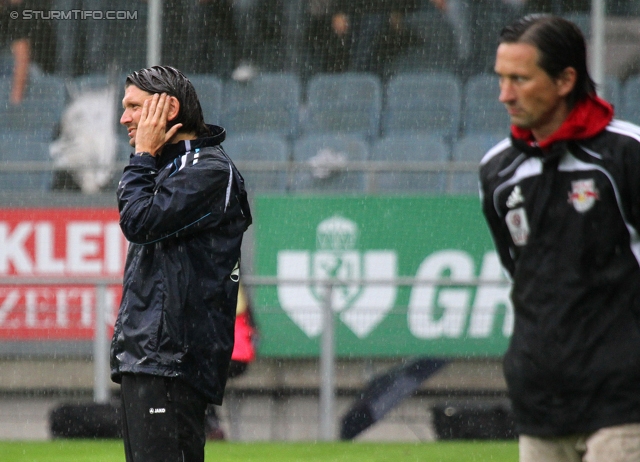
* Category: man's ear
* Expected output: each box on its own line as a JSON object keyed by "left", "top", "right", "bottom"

{"left": 166, "top": 95, "right": 180, "bottom": 122}
{"left": 557, "top": 67, "right": 577, "bottom": 98}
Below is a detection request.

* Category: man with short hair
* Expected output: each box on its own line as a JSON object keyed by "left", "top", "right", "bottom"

{"left": 111, "top": 65, "right": 251, "bottom": 462}
{"left": 480, "top": 15, "right": 640, "bottom": 462}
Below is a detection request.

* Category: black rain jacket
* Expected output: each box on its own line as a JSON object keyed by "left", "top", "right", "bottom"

{"left": 479, "top": 97, "right": 640, "bottom": 436}
{"left": 110, "top": 125, "right": 252, "bottom": 404}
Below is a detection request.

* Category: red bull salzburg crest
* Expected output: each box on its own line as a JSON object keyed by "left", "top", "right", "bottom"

{"left": 568, "top": 179, "right": 599, "bottom": 213}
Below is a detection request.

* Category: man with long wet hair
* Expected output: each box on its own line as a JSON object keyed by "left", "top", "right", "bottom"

{"left": 111, "top": 66, "right": 251, "bottom": 462}
{"left": 480, "top": 15, "right": 640, "bottom": 461}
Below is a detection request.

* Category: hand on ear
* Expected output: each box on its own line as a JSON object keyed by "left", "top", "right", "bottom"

{"left": 135, "top": 93, "right": 183, "bottom": 156}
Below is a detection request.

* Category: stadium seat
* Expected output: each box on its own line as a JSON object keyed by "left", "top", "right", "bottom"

{"left": 563, "top": 13, "right": 590, "bottom": 39}
{"left": 619, "top": 74, "right": 640, "bottom": 125}
{"left": 0, "top": 74, "right": 66, "bottom": 138}
{"left": 223, "top": 73, "right": 301, "bottom": 138}
{"left": 450, "top": 133, "right": 507, "bottom": 194}
{"left": 383, "top": 72, "right": 462, "bottom": 140}
{"left": 73, "top": 72, "right": 130, "bottom": 93}
{"left": 291, "top": 134, "right": 369, "bottom": 192}
{"left": 188, "top": 74, "right": 224, "bottom": 126}
{"left": 115, "top": 138, "right": 133, "bottom": 162}
{"left": 74, "top": 73, "right": 111, "bottom": 92}
{"left": 461, "top": 74, "right": 510, "bottom": 136}
{"left": 100, "top": 139, "right": 136, "bottom": 191}
{"left": 0, "top": 132, "right": 53, "bottom": 191}
{"left": 602, "top": 75, "right": 621, "bottom": 110}
{"left": 223, "top": 133, "right": 290, "bottom": 193}
{"left": 384, "top": 9, "right": 459, "bottom": 77}
{"left": 369, "top": 134, "right": 450, "bottom": 194}
{"left": 303, "top": 73, "right": 382, "bottom": 139}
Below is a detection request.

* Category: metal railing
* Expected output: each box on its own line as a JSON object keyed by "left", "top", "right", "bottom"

{"left": 0, "top": 160, "right": 480, "bottom": 174}
{"left": 0, "top": 276, "right": 121, "bottom": 403}
{"left": 243, "top": 276, "right": 508, "bottom": 440}
{"left": 0, "top": 160, "right": 481, "bottom": 194}
{"left": 0, "top": 275, "right": 507, "bottom": 440}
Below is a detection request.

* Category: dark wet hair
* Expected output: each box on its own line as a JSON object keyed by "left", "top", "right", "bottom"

{"left": 499, "top": 14, "right": 596, "bottom": 107}
{"left": 125, "top": 66, "right": 210, "bottom": 136}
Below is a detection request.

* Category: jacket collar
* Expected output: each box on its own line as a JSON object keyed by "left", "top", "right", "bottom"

{"left": 510, "top": 95, "right": 613, "bottom": 156}
{"left": 156, "top": 124, "right": 226, "bottom": 169}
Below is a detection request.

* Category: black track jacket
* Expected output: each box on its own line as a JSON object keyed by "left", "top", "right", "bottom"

{"left": 479, "top": 96, "right": 640, "bottom": 436}
{"left": 110, "top": 125, "right": 252, "bottom": 405}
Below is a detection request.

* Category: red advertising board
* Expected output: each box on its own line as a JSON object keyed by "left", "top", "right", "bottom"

{"left": 0, "top": 208, "right": 126, "bottom": 340}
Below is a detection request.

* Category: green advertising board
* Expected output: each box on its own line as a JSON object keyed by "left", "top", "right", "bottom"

{"left": 254, "top": 195, "right": 512, "bottom": 358}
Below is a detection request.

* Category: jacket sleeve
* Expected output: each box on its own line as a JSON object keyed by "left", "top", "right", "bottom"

{"left": 117, "top": 152, "right": 233, "bottom": 244}
{"left": 479, "top": 164, "right": 516, "bottom": 279}
{"left": 622, "top": 137, "right": 640, "bottom": 234}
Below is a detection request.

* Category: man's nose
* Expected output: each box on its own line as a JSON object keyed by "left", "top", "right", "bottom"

{"left": 120, "top": 109, "right": 131, "bottom": 125}
{"left": 498, "top": 81, "right": 515, "bottom": 103}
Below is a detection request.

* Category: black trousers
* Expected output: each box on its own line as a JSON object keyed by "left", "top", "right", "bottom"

{"left": 120, "top": 374, "right": 208, "bottom": 462}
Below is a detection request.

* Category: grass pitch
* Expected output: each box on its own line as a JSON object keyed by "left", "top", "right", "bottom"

{"left": 1, "top": 440, "right": 518, "bottom": 461}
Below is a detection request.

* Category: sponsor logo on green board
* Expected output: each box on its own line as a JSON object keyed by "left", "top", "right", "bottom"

{"left": 255, "top": 196, "right": 512, "bottom": 357}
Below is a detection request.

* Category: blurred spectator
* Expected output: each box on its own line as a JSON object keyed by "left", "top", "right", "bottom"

{"left": 334, "top": 0, "right": 390, "bottom": 73}
{"left": 227, "top": 0, "right": 287, "bottom": 78}
{"left": 52, "top": 0, "right": 110, "bottom": 76}
{"left": 305, "top": 0, "right": 350, "bottom": 74}
{"left": 224, "top": 0, "right": 259, "bottom": 79}
{"left": 304, "top": 0, "right": 421, "bottom": 76}
{"left": 161, "top": 0, "right": 285, "bottom": 80}
{"left": 1, "top": 0, "right": 31, "bottom": 104}
{"left": 254, "top": 0, "right": 287, "bottom": 69}
{"left": 429, "top": 0, "right": 471, "bottom": 64}
{"left": 105, "top": 0, "right": 147, "bottom": 74}
{"left": 431, "top": 0, "right": 523, "bottom": 78}
{"left": 162, "top": 0, "right": 232, "bottom": 75}
{"left": 373, "top": 3, "right": 425, "bottom": 76}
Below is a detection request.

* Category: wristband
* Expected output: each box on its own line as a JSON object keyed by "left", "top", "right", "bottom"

{"left": 135, "top": 151, "right": 152, "bottom": 157}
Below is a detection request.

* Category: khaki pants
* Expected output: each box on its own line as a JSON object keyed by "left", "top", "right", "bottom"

{"left": 519, "top": 424, "right": 640, "bottom": 462}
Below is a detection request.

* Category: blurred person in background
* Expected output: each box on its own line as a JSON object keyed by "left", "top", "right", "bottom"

{"left": 52, "top": 0, "right": 110, "bottom": 76}
{"left": 228, "top": 0, "right": 285, "bottom": 79}
{"left": 111, "top": 65, "right": 252, "bottom": 462}
{"left": 1, "top": 0, "right": 31, "bottom": 104}
{"left": 432, "top": 0, "right": 524, "bottom": 77}
{"left": 162, "top": 0, "right": 234, "bottom": 75}
{"left": 304, "top": 0, "right": 351, "bottom": 74}
{"left": 304, "top": 0, "right": 421, "bottom": 76}
{"left": 161, "top": 0, "right": 285, "bottom": 79}
{"left": 480, "top": 14, "right": 640, "bottom": 462}
{"left": 330, "top": 0, "right": 420, "bottom": 73}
